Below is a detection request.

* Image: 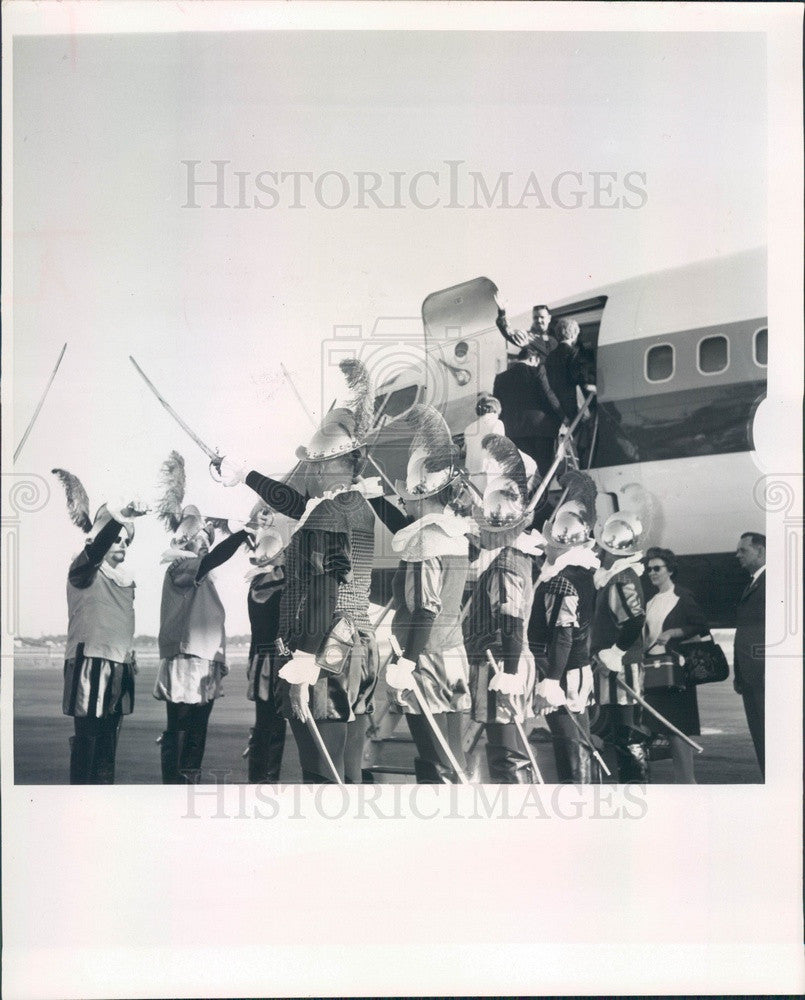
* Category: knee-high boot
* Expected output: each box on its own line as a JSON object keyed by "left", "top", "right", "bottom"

{"left": 69, "top": 735, "right": 96, "bottom": 785}
{"left": 180, "top": 727, "right": 208, "bottom": 783}
{"left": 485, "top": 741, "right": 534, "bottom": 783}
{"left": 617, "top": 740, "right": 650, "bottom": 783}
{"left": 247, "top": 722, "right": 287, "bottom": 783}
{"left": 92, "top": 718, "right": 122, "bottom": 784}
{"left": 160, "top": 731, "right": 183, "bottom": 784}
{"left": 413, "top": 757, "right": 455, "bottom": 783}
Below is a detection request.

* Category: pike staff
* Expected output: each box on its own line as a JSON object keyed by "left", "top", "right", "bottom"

{"left": 606, "top": 668, "right": 704, "bottom": 754}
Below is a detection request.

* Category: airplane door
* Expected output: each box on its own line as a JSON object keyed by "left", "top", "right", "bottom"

{"left": 420, "top": 277, "right": 504, "bottom": 436}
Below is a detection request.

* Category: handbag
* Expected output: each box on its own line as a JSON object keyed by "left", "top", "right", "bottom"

{"left": 642, "top": 652, "right": 687, "bottom": 691}
{"left": 678, "top": 636, "right": 729, "bottom": 686}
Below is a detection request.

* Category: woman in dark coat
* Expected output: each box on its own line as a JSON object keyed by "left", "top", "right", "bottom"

{"left": 642, "top": 547, "right": 709, "bottom": 784}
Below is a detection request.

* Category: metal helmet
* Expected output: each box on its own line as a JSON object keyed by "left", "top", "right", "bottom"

{"left": 595, "top": 511, "right": 644, "bottom": 556}
{"left": 544, "top": 500, "right": 592, "bottom": 549}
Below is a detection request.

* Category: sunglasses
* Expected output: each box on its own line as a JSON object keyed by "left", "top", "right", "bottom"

{"left": 647, "top": 565, "right": 666, "bottom": 573}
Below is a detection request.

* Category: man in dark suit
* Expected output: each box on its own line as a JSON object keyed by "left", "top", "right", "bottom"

{"left": 545, "top": 317, "right": 597, "bottom": 421}
{"left": 492, "top": 341, "right": 569, "bottom": 476}
{"left": 734, "top": 531, "right": 766, "bottom": 777}
{"left": 496, "top": 301, "right": 558, "bottom": 362}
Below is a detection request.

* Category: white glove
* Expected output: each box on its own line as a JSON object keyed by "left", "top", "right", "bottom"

{"left": 354, "top": 475, "right": 383, "bottom": 499}
{"left": 596, "top": 645, "right": 625, "bottom": 674}
{"left": 535, "top": 678, "right": 566, "bottom": 708}
{"left": 217, "top": 457, "right": 248, "bottom": 488}
{"left": 278, "top": 659, "right": 320, "bottom": 685}
{"left": 289, "top": 683, "right": 311, "bottom": 723}
{"left": 385, "top": 657, "right": 417, "bottom": 692}
{"left": 488, "top": 671, "right": 525, "bottom": 697}
{"left": 565, "top": 665, "right": 594, "bottom": 713}
{"left": 108, "top": 498, "right": 150, "bottom": 523}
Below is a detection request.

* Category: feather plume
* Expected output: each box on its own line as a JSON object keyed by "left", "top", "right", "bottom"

{"left": 480, "top": 435, "right": 527, "bottom": 502}
{"left": 339, "top": 357, "right": 374, "bottom": 441}
{"left": 406, "top": 404, "right": 455, "bottom": 474}
{"left": 156, "top": 450, "right": 186, "bottom": 533}
{"left": 52, "top": 468, "right": 92, "bottom": 533}
{"left": 557, "top": 469, "right": 598, "bottom": 525}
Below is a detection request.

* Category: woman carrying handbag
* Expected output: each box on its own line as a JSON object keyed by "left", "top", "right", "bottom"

{"left": 642, "top": 547, "right": 709, "bottom": 784}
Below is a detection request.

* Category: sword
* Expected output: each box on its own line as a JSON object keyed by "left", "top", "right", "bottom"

{"left": 129, "top": 356, "right": 224, "bottom": 474}
{"left": 389, "top": 636, "right": 470, "bottom": 785}
{"left": 485, "top": 649, "right": 544, "bottom": 783}
{"left": 608, "top": 669, "right": 704, "bottom": 754}
{"left": 14, "top": 343, "right": 67, "bottom": 463}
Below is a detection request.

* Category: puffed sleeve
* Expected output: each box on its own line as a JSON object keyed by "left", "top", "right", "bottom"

{"left": 168, "top": 555, "right": 203, "bottom": 589}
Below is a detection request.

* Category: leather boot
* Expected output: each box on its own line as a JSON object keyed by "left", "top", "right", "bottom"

{"left": 618, "top": 741, "right": 650, "bottom": 783}
{"left": 92, "top": 718, "right": 122, "bottom": 784}
{"left": 180, "top": 728, "right": 207, "bottom": 784}
{"left": 160, "top": 731, "right": 183, "bottom": 784}
{"left": 69, "top": 735, "right": 96, "bottom": 785}
{"left": 247, "top": 723, "right": 287, "bottom": 783}
{"left": 567, "top": 739, "right": 594, "bottom": 784}
{"left": 413, "top": 757, "right": 455, "bottom": 783}
{"left": 485, "top": 742, "right": 534, "bottom": 783}
{"left": 551, "top": 737, "right": 574, "bottom": 782}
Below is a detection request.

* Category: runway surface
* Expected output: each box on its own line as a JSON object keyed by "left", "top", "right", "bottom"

{"left": 10, "top": 625, "right": 761, "bottom": 785}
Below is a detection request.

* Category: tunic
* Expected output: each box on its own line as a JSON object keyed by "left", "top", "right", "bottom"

{"left": 591, "top": 560, "right": 646, "bottom": 707}
{"left": 388, "top": 518, "right": 471, "bottom": 715}
{"left": 464, "top": 545, "right": 538, "bottom": 724}
{"left": 62, "top": 519, "right": 136, "bottom": 719}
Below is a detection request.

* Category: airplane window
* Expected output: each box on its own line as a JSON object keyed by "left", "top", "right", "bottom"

{"left": 754, "top": 327, "right": 768, "bottom": 366}
{"left": 698, "top": 335, "right": 729, "bottom": 374}
{"left": 646, "top": 344, "right": 674, "bottom": 382}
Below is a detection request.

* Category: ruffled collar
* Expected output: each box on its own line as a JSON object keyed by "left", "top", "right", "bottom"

{"left": 593, "top": 552, "right": 645, "bottom": 590}
{"left": 99, "top": 560, "right": 135, "bottom": 589}
{"left": 296, "top": 482, "right": 367, "bottom": 530}
{"left": 536, "top": 545, "right": 600, "bottom": 585}
{"left": 392, "top": 510, "right": 475, "bottom": 562}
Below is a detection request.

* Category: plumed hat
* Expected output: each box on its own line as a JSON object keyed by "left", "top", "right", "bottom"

{"left": 296, "top": 358, "right": 374, "bottom": 462}
{"left": 472, "top": 434, "right": 534, "bottom": 535}
{"left": 394, "top": 404, "right": 462, "bottom": 502}
{"left": 594, "top": 511, "right": 646, "bottom": 557}
{"left": 542, "top": 469, "right": 598, "bottom": 551}
{"left": 156, "top": 451, "right": 221, "bottom": 548}
{"left": 52, "top": 469, "right": 135, "bottom": 542}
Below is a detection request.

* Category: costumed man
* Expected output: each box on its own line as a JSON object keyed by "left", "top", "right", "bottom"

{"left": 531, "top": 471, "right": 601, "bottom": 783}
{"left": 154, "top": 451, "right": 249, "bottom": 783}
{"left": 53, "top": 469, "right": 148, "bottom": 784}
{"left": 242, "top": 502, "right": 297, "bottom": 783}
{"left": 590, "top": 512, "right": 650, "bottom": 782}
{"left": 462, "top": 435, "right": 544, "bottom": 782}
{"left": 384, "top": 405, "right": 474, "bottom": 783}
{"left": 219, "top": 359, "right": 380, "bottom": 784}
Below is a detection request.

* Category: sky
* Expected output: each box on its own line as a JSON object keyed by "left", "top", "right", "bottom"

{"left": 11, "top": 29, "right": 766, "bottom": 635}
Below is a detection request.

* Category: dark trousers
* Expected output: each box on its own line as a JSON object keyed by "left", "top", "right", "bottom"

{"left": 546, "top": 709, "right": 596, "bottom": 783}
{"left": 249, "top": 698, "right": 287, "bottom": 783}
{"left": 161, "top": 702, "right": 214, "bottom": 784}
{"left": 485, "top": 722, "right": 533, "bottom": 783}
{"left": 289, "top": 715, "right": 369, "bottom": 784}
{"left": 71, "top": 713, "right": 123, "bottom": 784}
{"left": 509, "top": 435, "right": 556, "bottom": 478}
{"left": 406, "top": 712, "right": 466, "bottom": 783}
{"left": 741, "top": 679, "right": 765, "bottom": 778}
